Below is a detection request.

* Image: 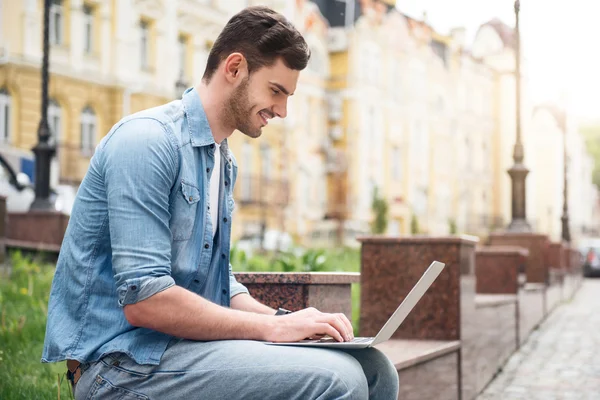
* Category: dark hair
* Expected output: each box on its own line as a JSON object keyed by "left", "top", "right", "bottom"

{"left": 203, "top": 6, "right": 311, "bottom": 82}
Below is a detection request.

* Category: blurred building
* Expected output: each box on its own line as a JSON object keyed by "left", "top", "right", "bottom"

{"left": 0, "top": 0, "right": 245, "bottom": 187}
{"left": 1, "top": 0, "right": 597, "bottom": 247}
{"left": 471, "top": 18, "right": 540, "bottom": 233}
{"left": 451, "top": 29, "right": 497, "bottom": 236}
{"left": 530, "top": 104, "right": 596, "bottom": 242}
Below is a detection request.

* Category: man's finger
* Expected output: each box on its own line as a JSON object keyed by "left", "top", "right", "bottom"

{"left": 338, "top": 313, "right": 354, "bottom": 340}
{"left": 322, "top": 314, "right": 350, "bottom": 341}
{"left": 317, "top": 323, "right": 344, "bottom": 342}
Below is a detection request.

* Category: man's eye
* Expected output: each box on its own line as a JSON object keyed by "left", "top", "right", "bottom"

{"left": 272, "top": 89, "right": 280, "bottom": 95}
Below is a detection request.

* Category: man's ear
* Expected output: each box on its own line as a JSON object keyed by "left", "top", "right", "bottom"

{"left": 224, "top": 53, "right": 248, "bottom": 83}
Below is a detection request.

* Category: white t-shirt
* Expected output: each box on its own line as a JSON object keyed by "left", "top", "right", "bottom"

{"left": 210, "top": 143, "right": 221, "bottom": 238}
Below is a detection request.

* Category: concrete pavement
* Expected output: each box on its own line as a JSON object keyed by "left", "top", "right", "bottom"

{"left": 478, "top": 279, "right": 600, "bottom": 400}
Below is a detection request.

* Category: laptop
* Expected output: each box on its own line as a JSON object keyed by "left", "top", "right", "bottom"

{"left": 266, "top": 261, "right": 445, "bottom": 349}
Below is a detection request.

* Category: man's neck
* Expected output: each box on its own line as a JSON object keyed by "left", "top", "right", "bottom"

{"left": 195, "top": 81, "right": 233, "bottom": 145}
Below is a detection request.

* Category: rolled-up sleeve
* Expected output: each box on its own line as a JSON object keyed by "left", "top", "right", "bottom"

{"left": 229, "top": 263, "right": 249, "bottom": 299}
{"left": 101, "top": 118, "right": 178, "bottom": 307}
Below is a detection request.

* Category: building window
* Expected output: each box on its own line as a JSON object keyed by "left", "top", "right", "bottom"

{"left": 83, "top": 4, "right": 94, "bottom": 54}
{"left": 140, "top": 20, "right": 150, "bottom": 70}
{"left": 48, "top": 99, "right": 62, "bottom": 146}
{"left": 50, "top": 0, "right": 64, "bottom": 46}
{"left": 241, "top": 142, "right": 252, "bottom": 201}
{"left": 392, "top": 146, "right": 402, "bottom": 181}
{"left": 260, "top": 143, "right": 271, "bottom": 180}
{"left": 178, "top": 34, "right": 188, "bottom": 79}
{"left": 80, "top": 106, "right": 96, "bottom": 155}
{"left": 0, "top": 88, "right": 11, "bottom": 144}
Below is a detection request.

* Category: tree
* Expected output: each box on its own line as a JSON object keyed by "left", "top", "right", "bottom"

{"left": 449, "top": 218, "right": 457, "bottom": 234}
{"left": 371, "top": 187, "right": 389, "bottom": 234}
{"left": 410, "top": 214, "right": 420, "bottom": 235}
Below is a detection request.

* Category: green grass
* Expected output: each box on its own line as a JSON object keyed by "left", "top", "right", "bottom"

{"left": 0, "top": 252, "right": 73, "bottom": 400}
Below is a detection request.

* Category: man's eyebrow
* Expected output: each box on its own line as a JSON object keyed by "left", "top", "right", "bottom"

{"left": 270, "top": 82, "right": 293, "bottom": 96}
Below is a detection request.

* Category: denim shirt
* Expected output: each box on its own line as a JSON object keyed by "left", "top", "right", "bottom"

{"left": 42, "top": 88, "right": 249, "bottom": 365}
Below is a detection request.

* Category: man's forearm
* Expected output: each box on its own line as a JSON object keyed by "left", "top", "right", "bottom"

{"left": 123, "top": 286, "right": 273, "bottom": 341}
{"left": 230, "top": 293, "right": 277, "bottom": 315}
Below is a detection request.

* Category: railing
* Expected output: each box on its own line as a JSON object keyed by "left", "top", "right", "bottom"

{"left": 234, "top": 175, "right": 289, "bottom": 207}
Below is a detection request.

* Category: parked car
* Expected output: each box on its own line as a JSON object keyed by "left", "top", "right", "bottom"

{"left": 0, "top": 154, "right": 75, "bottom": 214}
{"left": 580, "top": 238, "right": 600, "bottom": 277}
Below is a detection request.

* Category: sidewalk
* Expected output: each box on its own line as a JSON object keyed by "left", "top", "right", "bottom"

{"left": 478, "top": 279, "right": 600, "bottom": 400}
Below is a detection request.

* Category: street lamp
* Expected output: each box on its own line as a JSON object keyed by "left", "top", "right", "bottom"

{"left": 30, "top": 0, "right": 56, "bottom": 210}
{"left": 506, "top": 0, "right": 531, "bottom": 232}
{"left": 561, "top": 125, "right": 571, "bottom": 243}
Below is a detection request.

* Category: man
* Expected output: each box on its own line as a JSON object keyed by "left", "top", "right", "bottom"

{"left": 42, "top": 6, "right": 399, "bottom": 399}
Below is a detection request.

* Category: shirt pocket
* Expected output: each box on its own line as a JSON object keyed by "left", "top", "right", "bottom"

{"left": 170, "top": 180, "right": 200, "bottom": 241}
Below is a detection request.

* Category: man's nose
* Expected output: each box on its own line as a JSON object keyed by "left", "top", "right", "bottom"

{"left": 273, "top": 99, "right": 288, "bottom": 119}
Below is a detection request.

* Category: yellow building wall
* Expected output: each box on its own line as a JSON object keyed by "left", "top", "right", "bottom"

{"left": 0, "top": 64, "right": 165, "bottom": 184}
{"left": 2, "top": 2, "right": 24, "bottom": 55}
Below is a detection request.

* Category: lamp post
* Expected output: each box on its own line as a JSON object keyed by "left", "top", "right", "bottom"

{"left": 30, "top": 0, "right": 56, "bottom": 210}
{"left": 561, "top": 126, "right": 571, "bottom": 243}
{"left": 506, "top": 0, "right": 531, "bottom": 232}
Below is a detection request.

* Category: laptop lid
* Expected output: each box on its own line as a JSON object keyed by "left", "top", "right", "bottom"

{"left": 370, "top": 261, "right": 445, "bottom": 347}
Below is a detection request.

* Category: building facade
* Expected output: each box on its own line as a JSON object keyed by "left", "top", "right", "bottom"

{"left": 1, "top": 0, "right": 596, "bottom": 247}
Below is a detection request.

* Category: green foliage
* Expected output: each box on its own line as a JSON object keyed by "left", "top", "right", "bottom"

{"left": 449, "top": 218, "right": 457, "bottom": 234}
{"left": 580, "top": 124, "right": 600, "bottom": 188}
{"left": 230, "top": 246, "right": 361, "bottom": 274}
{"left": 0, "top": 251, "right": 73, "bottom": 399}
{"left": 351, "top": 283, "right": 360, "bottom": 336}
{"left": 371, "top": 187, "right": 389, "bottom": 234}
{"left": 410, "top": 214, "right": 420, "bottom": 234}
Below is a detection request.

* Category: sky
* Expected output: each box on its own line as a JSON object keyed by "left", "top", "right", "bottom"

{"left": 397, "top": 0, "right": 600, "bottom": 123}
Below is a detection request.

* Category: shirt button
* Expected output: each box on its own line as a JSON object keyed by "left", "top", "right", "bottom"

{"left": 204, "top": 243, "right": 210, "bottom": 249}
{"left": 194, "top": 279, "right": 200, "bottom": 283}
{"left": 206, "top": 168, "right": 210, "bottom": 173}
{"left": 210, "top": 144, "right": 215, "bottom": 149}
{"left": 131, "top": 285, "right": 137, "bottom": 291}
{"left": 223, "top": 217, "right": 228, "bottom": 223}
{"left": 222, "top": 289, "right": 228, "bottom": 295}
{"left": 221, "top": 253, "right": 226, "bottom": 259}
{"left": 207, "top": 205, "right": 210, "bottom": 210}
{"left": 224, "top": 181, "right": 229, "bottom": 186}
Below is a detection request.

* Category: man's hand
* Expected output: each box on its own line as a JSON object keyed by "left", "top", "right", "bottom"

{"left": 265, "top": 307, "right": 355, "bottom": 343}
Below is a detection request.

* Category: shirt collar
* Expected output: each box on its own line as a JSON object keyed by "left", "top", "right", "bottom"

{"left": 182, "top": 87, "right": 215, "bottom": 148}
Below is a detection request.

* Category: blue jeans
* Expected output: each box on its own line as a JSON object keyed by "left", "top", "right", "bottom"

{"left": 75, "top": 339, "right": 399, "bottom": 399}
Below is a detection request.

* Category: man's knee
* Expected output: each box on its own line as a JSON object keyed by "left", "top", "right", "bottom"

{"left": 301, "top": 351, "right": 369, "bottom": 399}
{"left": 348, "top": 348, "right": 400, "bottom": 399}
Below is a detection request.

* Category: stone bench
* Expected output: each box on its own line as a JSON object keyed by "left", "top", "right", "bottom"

{"left": 375, "top": 339, "right": 461, "bottom": 400}
{"left": 6, "top": 211, "right": 69, "bottom": 255}
{"left": 518, "top": 282, "right": 545, "bottom": 345}
{"left": 470, "top": 294, "right": 518, "bottom": 393}
{"left": 234, "top": 272, "right": 360, "bottom": 321}
{"left": 475, "top": 246, "right": 528, "bottom": 295}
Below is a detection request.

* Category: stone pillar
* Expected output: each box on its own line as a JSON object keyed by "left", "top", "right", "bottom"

{"left": 489, "top": 233, "right": 550, "bottom": 284}
{"left": 357, "top": 235, "right": 478, "bottom": 341}
{"left": 6, "top": 211, "right": 70, "bottom": 252}
{"left": 475, "top": 246, "right": 528, "bottom": 295}
{"left": 235, "top": 272, "right": 360, "bottom": 321}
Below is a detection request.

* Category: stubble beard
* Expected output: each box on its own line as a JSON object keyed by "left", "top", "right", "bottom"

{"left": 225, "top": 77, "right": 262, "bottom": 139}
